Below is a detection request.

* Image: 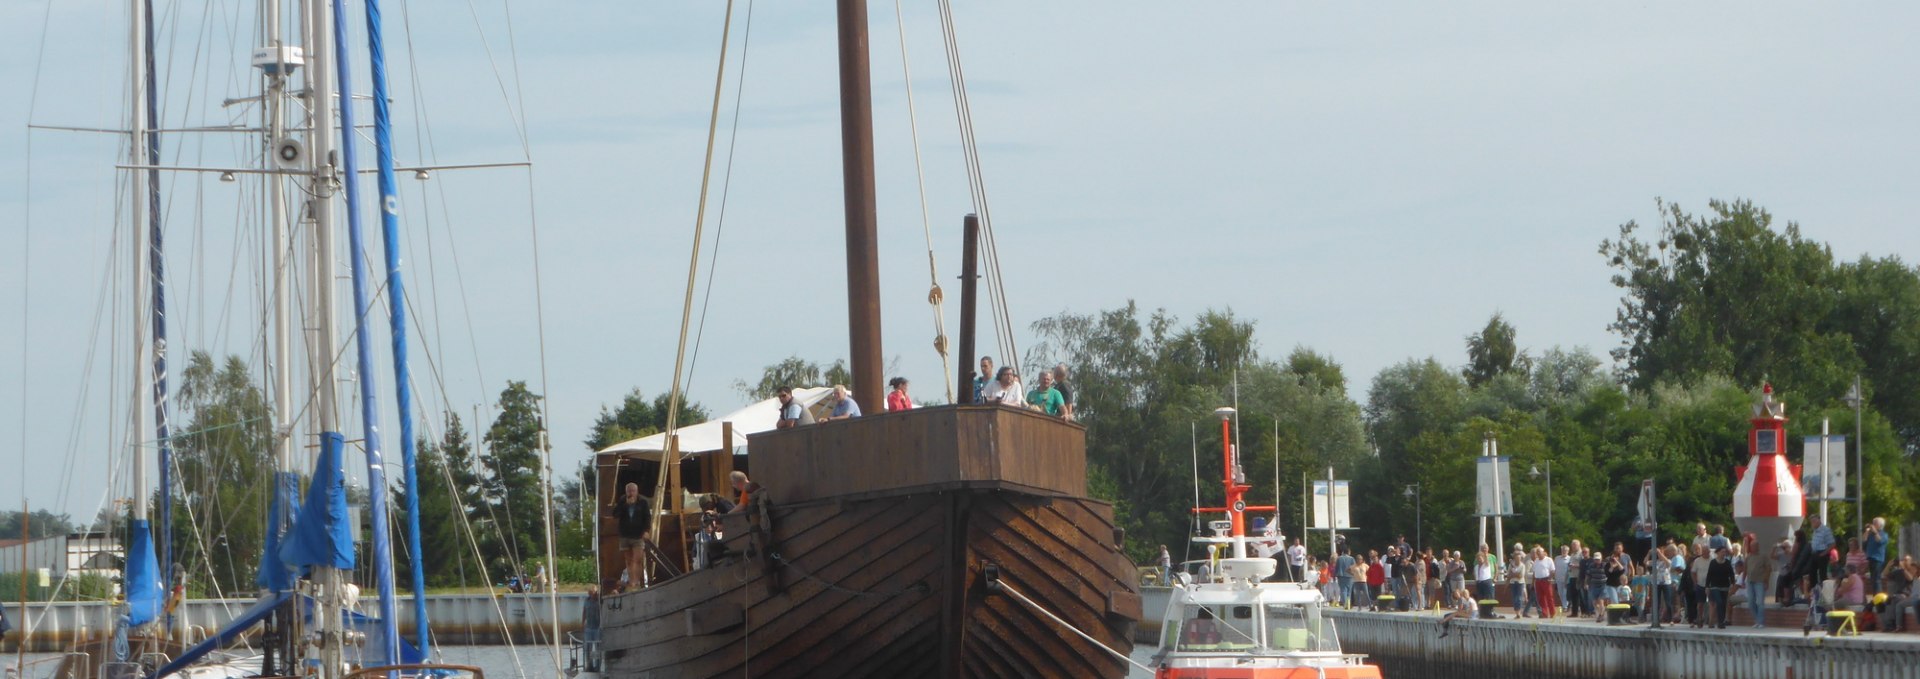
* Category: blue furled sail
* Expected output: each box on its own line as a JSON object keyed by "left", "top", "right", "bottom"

{"left": 137, "top": 0, "right": 177, "bottom": 602}
{"left": 256, "top": 471, "right": 302, "bottom": 591}
{"left": 328, "top": 0, "right": 403, "bottom": 665}
{"left": 362, "top": 0, "right": 432, "bottom": 653}
{"left": 124, "top": 519, "right": 165, "bottom": 627}
{"left": 281, "top": 432, "right": 355, "bottom": 571}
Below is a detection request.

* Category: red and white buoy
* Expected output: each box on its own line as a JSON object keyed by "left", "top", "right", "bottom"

{"left": 1733, "top": 383, "right": 1806, "bottom": 543}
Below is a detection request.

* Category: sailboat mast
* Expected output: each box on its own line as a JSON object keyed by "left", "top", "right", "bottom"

{"left": 835, "top": 0, "right": 884, "bottom": 405}
{"left": 303, "top": 0, "right": 348, "bottom": 676}
{"left": 265, "top": 0, "right": 294, "bottom": 477}
{"left": 134, "top": 0, "right": 177, "bottom": 606}
{"left": 128, "top": 0, "right": 150, "bottom": 529}
{"left": 327, "top": 0, "right": 404, "bottom": 663}
{"left": 360, "top": 0, "right": 431, "bottom": 653}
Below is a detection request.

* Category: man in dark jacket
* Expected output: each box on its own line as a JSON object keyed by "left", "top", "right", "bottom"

{"left": 1706, "top": 547, "right": 1737, "bottom": 629}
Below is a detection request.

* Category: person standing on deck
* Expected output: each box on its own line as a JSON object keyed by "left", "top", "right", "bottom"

{"left": 1026, "top": 372, "right": 1066, "bottom": 417}
{"left": 820, "top": 384, "right": 863, "bottom": 421}
{"left": 988, "top": 367, "right": 1025, "bottom": 406}
{"left": 1158, "top": 545, "right": 1173, "bottom": 585}
{"left": 606, "top": 483, "right": 654, "bottom": 589}
{"left": 1051, "top": 364, "right": 1076, "bottom": 421}
{"left": 775, "top": 386, "right": 805, "bottom": 430}
{"left": 727, "top": 471, "right": 765, "bottom": 517}
{"left": 973, "top": 356, "right": 994, "bottom": 403}
{"left": 886, "top": 377, "right": 914, "bottom": 412}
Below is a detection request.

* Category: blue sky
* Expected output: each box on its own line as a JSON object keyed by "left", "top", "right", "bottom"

{"left": 4, "top": 1, "right": 1918, "bottom": 520}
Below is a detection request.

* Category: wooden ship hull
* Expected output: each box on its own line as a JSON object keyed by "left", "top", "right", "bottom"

{"left": 597, "top": 405, "right": 1141, "bottom": 679}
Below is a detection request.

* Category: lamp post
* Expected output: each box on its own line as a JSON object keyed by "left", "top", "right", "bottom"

{"left": 1844, "top": 376, "right": 1864, "bottom": 539}
{"left": 1530, "top": 460, "right": 1554, "bottom": 553}
{"left": 1404, "top": 483, "right": 1423, "bottom": 554}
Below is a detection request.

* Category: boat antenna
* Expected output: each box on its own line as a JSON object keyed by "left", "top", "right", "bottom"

{"left": 1189, "top": 422, "right": 1200, "bottom": 538}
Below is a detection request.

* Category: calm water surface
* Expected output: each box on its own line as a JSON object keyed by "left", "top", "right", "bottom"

{"left": 14, "top": 646, "right": 1162, "bottom": 678}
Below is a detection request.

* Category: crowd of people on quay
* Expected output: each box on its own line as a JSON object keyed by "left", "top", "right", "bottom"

{"left": 1161, "top": 515, "right": 1910, "bottom": 634}
{"left": 1229, "top": 515, "right": 1911, "bottom": 633}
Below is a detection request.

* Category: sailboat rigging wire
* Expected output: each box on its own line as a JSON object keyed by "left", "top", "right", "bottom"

{"left": 686, "top": 0, "right": 758, "bottom": 391}
{"left": 653, "top": 0, "right": 737, "bottom": 551}
{"left": 891, "top": 0, "right": 955, "bottom": 403}
{"left": 458, "top": 0, "right": 529, "bottom": 149}
{"left": 933, "top": 0, "right": 1018, "bottom": 373}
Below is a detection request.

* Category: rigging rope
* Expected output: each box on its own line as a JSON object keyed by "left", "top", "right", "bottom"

{"left": 652, "top": 0, "right": 737, "bottom": 552}
{"left": 991, "top": 580, "right": 1153, "bottom": 673}
{"left": 934, "top": 0, "right": 1019, "bottom": 374}
{"left": 686, "top": 0, "right": 758, "bottom": 390}
{"left": 892, "top": 0, "right": 955, "bottom": 403}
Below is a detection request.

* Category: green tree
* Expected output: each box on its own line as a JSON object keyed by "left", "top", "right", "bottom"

{"left": 1463, "top": 312, "right": 1525, "bottom": 387}
{"left": 168, "top": 351, "right": 274, "bottom": 596}
{"left": 734, "top": 356, "right": 850, "bottom": 401}
{"left": 1600, "top": 200, "right": 1855, "bottom": 411}
{"left": 1600, "top": 198, "right": 1920, "bottom": 521}
{"left": 582, "top": 388, "right": 709, "bottom": 453}
{"left": 0, "top": 510, "right": 77, "bottom": 540}
{"left": 1029, "top": 303, "right": 1369, "bottom": 562}
{"left": 552, "top": 461, "right": 596, "bottom": 558}
{"left": 403, "top": 412, "right": 484, "bottom": 588}
{"left": 481, "top": 381, "right": 545, "bottom": 573}
{"left": 1284, "top": 348, "right": 1347, "bottom": 396}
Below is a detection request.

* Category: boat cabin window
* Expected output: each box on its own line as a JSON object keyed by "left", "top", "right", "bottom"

{"left": 1172, "top": 604, "right": 1260, "bottom": 652}
{"left": 1264, "top": 603, "right": 1337, "bottom": 652}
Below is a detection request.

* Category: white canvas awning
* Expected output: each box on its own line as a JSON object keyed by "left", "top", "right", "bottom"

{"left": 596, "top": 387, "right": 833, "bottom": 460}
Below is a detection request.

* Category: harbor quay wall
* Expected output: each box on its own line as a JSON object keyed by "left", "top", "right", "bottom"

{"left": 1326, "top": 610, "right": 1919, "bottom": 679}
{"left": 4, "top": 593, "right": 585, "bottom": 652}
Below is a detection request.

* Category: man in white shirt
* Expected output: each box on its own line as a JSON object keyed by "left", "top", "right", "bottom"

{"left": 987, "top": 367, "right": 1025, "bottom": 406}
{"left": 1531, "top": 547, "right": 1558, "bottom": 618}
{"left": 1287, "top": 540, "right": 1309, "bottom": 583}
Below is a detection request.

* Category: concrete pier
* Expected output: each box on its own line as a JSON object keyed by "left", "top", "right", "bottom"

{"left": 4, "top": 593, "right": 585, "bottom": 652}
{"left": 1326, "top": 609, "right": 1920, "bottom": 679}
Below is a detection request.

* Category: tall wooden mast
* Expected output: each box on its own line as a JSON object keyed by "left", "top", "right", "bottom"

{"left": 836, "top": 0, "right": 884, "bottom": 405}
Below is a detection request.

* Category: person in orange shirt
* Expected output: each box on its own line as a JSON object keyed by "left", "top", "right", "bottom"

{"left": 886, "top": 377, "right": 914, "bottom": 412}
